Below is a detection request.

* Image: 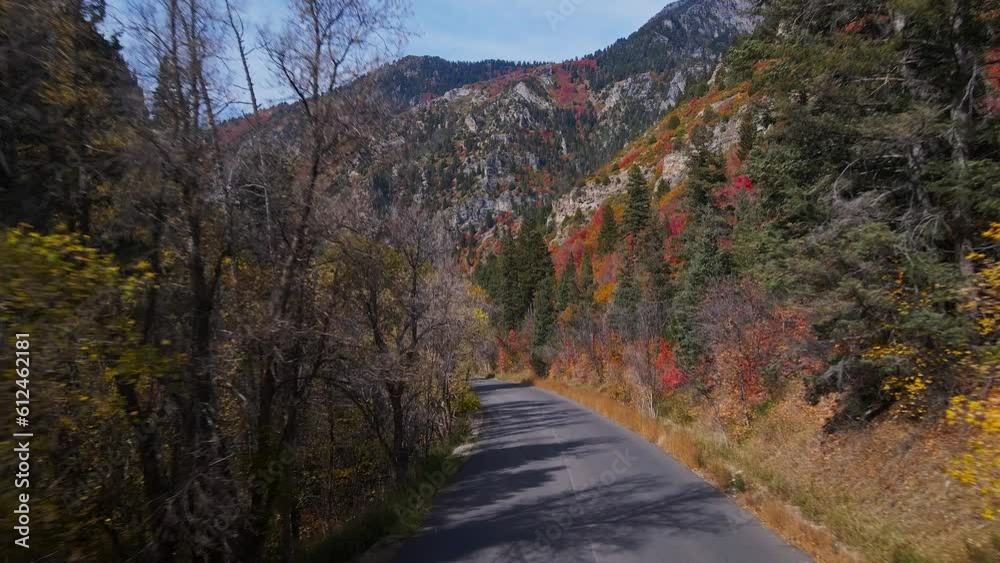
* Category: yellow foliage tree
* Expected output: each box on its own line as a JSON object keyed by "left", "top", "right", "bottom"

{"left": 0, "top": 226, "right": 176, "bottom": 558}
{"left": 946, "top": 222, "right": 1000, "bottom": 520}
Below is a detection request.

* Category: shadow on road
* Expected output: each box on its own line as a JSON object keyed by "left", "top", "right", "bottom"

{"left": 395, "top": 380, "right": 754, "bottom": 563}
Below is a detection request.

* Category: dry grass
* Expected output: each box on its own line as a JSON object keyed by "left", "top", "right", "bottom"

{"left": 702, "top": 458, "right": 734, "bottom": 487}
{"left": 522, "top": 376, "right": 1000, "bottom": 563}
{"left": 527, "top": 377, "right": 851, "bottom": 561}
{"left": 747, "top": 494, "right": 857, "bottom": 563}
{"left": 657, "top": 430, "right": 703, "bottom": 468}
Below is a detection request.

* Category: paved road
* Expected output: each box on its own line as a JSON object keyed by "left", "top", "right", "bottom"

{"left": 395, "top": 379, "right": 811, "bottom": 563}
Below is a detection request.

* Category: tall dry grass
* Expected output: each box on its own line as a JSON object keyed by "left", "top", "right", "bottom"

{"left": 521, "top": 376, "right": 999, "bottom": 563}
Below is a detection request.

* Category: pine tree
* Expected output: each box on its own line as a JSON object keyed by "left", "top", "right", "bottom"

{"left": 1, "top": 0, "right": 139, "bottom": 232}
{"left": 556, "top": 261, "right": 579, "bottom": 310}
{"left": 500, "top": 222, "right": 554, "bottom": 330}
{"left": 498, "top": 233, "right": 519, "bottom": 329}
{"left": 474, "top": 251, "right": 503, "bottom": 303}
{"left": 737, "top": 105, "right": 756, "bottom": 160}
{"left": 579, "top": 249, "right": 596, "bottom": 304}
{"left": 668, "top": 124, "right": 729, "bottom": 366}
{"left": 623, "top": 166, "right": 652, "bottom": 238}
{"left": 642, "top": 218, "right": 672, "bottom": 310}
{"left": 686, "top": 125, "right": 724, "bottom": 208}
{"left": 597, "top": 205, "right": 619, "bottom": 254}
{"left": 533, "top": 278, "right": 556, "bottom": 348}
{"left": 610, "top": 256, "right": 641, "bottom": 336}
{"left": 655, "top": 178, "right": 670, "bottom": 198}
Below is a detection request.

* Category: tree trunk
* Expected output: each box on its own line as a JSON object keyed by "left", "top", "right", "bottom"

{"left": 949, "top": 0, "right": 976, "bottom": 169}
{"left": 388, "top": 381, "right": 410, "bottom": 482}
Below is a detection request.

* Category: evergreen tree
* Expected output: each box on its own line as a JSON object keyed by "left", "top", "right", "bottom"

{"left": 668, "top": 124, "right": 729, "bottom": 366}
{"left": 686, "top": 125, "right": 725, "bottom": 208}
{"left": 642, "top": 219, "right": 672, "bottom": 307}
{"left": 737, "top": 105, "right": 756, "bottom": 160}
{"left": 597, "top": 205, "right": 619, "bottom": 254}
{"left": 1, "top": 0, "right": 139, "bottom": 232}
{"left": 655, "top": 178, "right": 670, "bottom": 198}
{"left": 623, "top": 166, "right": 652, "bottom": 238}
{"left": 474, "top": 252, "right": 503, "bottom": 302}
{"left": 556, "top": 261, "right": 579, "bottom": 310}
{"left": 579, "top": 249, "right": 596, "bottom": 304}
{"left": 610, "top": 256, "right": 641, "bottom": 337}
{"left": 498, "top": 234, "right": 522, "bottom": 330}
{"left": 532, "top": 278, "right": 556, "bottom": 348}
{"left": 499, "top": 222, "right": 554, "bottom": 330}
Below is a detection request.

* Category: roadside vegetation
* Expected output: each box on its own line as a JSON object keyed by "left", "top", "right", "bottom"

{"left": 509, "top": 373, "right": 1000, "bottom": 563}
{"left": 1, "top": 1, "right": 493, "bottom": 561}
{"left": 301, "top": 388, "right": 481, "bottom": 563}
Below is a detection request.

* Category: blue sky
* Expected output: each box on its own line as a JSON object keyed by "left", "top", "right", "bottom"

{"left": 220, "top": 0, "right": 669, "bottom": 62}
{"left": 405, "top": 0, "right": 667, "bottom": 62}
{"left": 105, "top": 0, "right": 670, "bottom": 107}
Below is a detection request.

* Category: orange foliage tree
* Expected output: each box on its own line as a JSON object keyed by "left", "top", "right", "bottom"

{"left": 697, "top": 279, "right": 823, "bottom": 435}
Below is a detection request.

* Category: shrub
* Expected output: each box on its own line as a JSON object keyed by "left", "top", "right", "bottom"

{"left": 704, "top": 460, "right": 733, "bottom": 488}
{"left": 453, "top": 386, "right": 482, "bottom": 417}
{"left": 656, "top": 391, "right": 696, "bottom": 425}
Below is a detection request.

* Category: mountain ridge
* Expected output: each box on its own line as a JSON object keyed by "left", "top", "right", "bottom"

{"left": 348, "top": 0, "right": 759, "bottom": 234}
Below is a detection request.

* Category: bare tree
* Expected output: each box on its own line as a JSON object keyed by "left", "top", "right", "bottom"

{"left": 120, "top": 0, "right": 245, "bottom": 559}
{"left": 231, "top": 1, "right": 407, "bottom": 559}
{"left": 328, "top": 195, "right": 470, "bottom": 481}
{"left": 625, "top": 300, "right": 669, "bottom": 417}
{"left": 223, "top": 0, "right": 259, "bottom": 114}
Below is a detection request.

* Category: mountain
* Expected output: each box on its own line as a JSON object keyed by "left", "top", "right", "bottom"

{"left": 343, "top": 0, "right": 759, "bottom": 235}
{"left": 363, "top": 55, "right": 538, "bottom": 112}
{"left": 590, "top": 0, "right": 758, "bottom": 88}
{"left": 218, "top": 55, "right": 532, "bottom": 142}
{"left": 218, "top": 0, "right": 760, "bottom": 261}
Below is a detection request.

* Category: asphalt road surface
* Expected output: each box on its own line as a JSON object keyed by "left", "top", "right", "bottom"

{"left": 395, "top": 379, "right": 811, "bottom": 563}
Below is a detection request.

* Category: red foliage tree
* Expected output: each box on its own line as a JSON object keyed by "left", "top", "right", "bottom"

{"left": 713, "top": 175, "right": 754, "bottom": 209}
{"left": 697, "top": 279, "right": 823, "bottom": 433}
{"left": 655, "top": 340, "right": 687, "bottom": 390}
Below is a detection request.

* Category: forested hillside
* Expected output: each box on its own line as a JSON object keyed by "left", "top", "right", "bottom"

{"left": 319, "top": 0, "right": 760, "bottom": 235}
{"left": 478, "top": 1, "right": 1000, "bottom": 561}
{"left": 1, "top": 0, "right": 490, "bottom": 561}
{"left": 3, "top": 0, "right": 1000, "bottom": 561}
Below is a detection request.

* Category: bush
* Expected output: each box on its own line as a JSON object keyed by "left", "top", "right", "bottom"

{"left": 656, "top": 391, "right": 696, "bottom": 425}
{"left": 453, "top": 385, "right": 482, "bottom": 417}
{"left": 529, "top": 352, "right": 549, "bottom": 378}
{"left": 300, "top": 442, "right": 465, "bottom": 562}
{"left": 704, "top": 460, "right": 733, "bottom": 488}
{"left": 731, "top": 472, "right": 748, "bottom": 493}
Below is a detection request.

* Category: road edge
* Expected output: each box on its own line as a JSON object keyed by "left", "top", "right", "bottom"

{"left": 516, "top": 376, "right": 862, "bottom": 563}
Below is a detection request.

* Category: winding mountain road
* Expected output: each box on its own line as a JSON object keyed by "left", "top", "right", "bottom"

{"left": 395, "top": 379, "right": 810, "bottom": 563}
